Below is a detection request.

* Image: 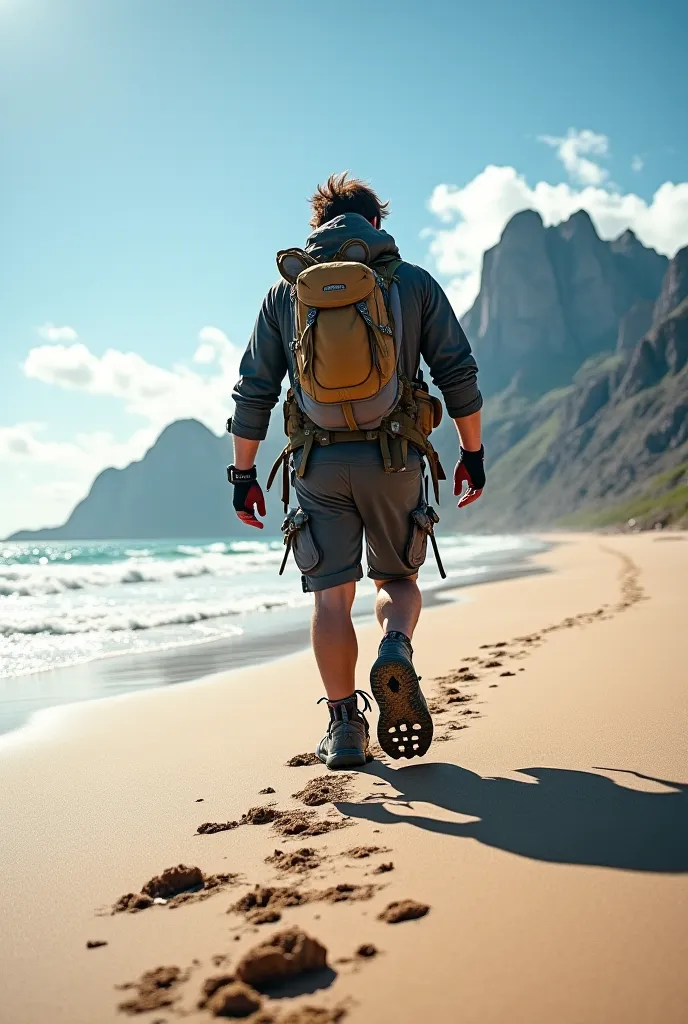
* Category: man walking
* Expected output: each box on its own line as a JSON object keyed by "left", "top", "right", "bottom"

{"left": 228, "top": 173, "right": 484, "bottom": 768}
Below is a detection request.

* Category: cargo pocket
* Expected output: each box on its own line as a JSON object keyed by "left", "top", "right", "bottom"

{"left": 281, "top": 507, "right": 320, "bottom": 573}
{"left": 406, "top": 508, "right": 429, "bottom": 569}
{"left": 406, "top": 502, "right": 440, "bottom": 570}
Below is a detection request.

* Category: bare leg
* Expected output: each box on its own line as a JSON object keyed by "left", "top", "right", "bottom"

{"left": 311, "top": 581, "right": 357, "bottom": 701}
{"left": 374, "top": 575, "right": 422, "bottom": 639}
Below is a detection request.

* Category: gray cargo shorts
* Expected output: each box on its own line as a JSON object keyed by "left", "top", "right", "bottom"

{"left": 291, "top": 440, "right": 427, "bottom": 593}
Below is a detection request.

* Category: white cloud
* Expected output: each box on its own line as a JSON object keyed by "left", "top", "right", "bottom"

{"left": 0, "top": 422, "right": 155, "bottom": 473}
{"left": 427, "top": 163, "right": 688, "bottom": 315}
{"left": 0, "top": 424, "right": 158, "bottom": 536}
{"left": 37, "top": 322, "right": 78, "bottom": 342}
{"left": 539, "top": 128, "right": 610, "bottom": 186}
{"left": 22, "top": 326, "right": 242, "bottom": 434}
{"left": 32, "top": 480, "right": 90, "bottom": 503}
{"left": 193, "top": 326, "right": 235, "bottom": 367}
{"left": 632, "top": 155, "right": 644, "bottom": 173}
{"left": 193, "top": 342, "right": 217, "bottom": 364}
{"left": 1, "top": 325, "right": 243, "bottom": 534}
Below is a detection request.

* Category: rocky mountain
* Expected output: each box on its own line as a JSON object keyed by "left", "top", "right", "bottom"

{"left": 8, "top": 418, "right": 288, "bottom": 541}
{"left": 457, "top": 244, "right": 688, "bottom": 530}
{"left": 462, "top": 210, "right": 667, "bottom": 397}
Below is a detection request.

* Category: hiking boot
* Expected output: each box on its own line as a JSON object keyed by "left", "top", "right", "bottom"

{"left": 370, "top": 630, "right": 433, "bottom": 759}
{"left": 316, "top": 691, "right": 372, "bottom": 770}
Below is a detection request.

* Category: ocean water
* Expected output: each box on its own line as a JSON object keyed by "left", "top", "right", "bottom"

{"left": 0, "top": 534, "right": 546, "bottom": 682}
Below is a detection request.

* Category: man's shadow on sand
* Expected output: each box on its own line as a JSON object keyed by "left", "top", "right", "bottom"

{"left": 337, "top": 763, "right": 688, "bottom": 873}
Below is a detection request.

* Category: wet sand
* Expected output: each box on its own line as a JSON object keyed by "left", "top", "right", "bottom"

{"left": 0, "top": 532, "right": 686, "bottom": 1023}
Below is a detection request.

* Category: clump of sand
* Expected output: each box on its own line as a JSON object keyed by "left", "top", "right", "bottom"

{"left": 356, "top": 944, "right": 377, "bottom": 958}
{"left": 236, "top": 928, "right": 328, "bottom": 990}
{"left": 379, "top": 899, "right": 430, "bottom": 923}
{"left": 231, "top": 885, "right": 307, "bottom": 921}
{"left": 113, "top": 867, "right": 236, "bottom": 914}
{"left": 292, "top": 775, "right": 354, "bottom": 807}
{"left": 114, "top": 892, "right": 155, "bottom": 913}
{"left": 285, "top": 752, "right": 320, "bottom": 767}
{"left": 117, "top": 965, "right": 186, "bottom": 1015}
{"left": 143, "top": 864, "right": 203, "bottom": 899}
{"left": 230, "top": 882, "right": 377, "bottom": 922}
{"left": 372, "top": 862, "right": 394, "bottom": 874}
{"left": 343, "top": 846, "right": 388, "bottom": 859}
{"left": 266, "top": 847, "right": 323, "bottom": 874}
{"left": 206, "top": 980, "right": 262, "bottom": 1017}
{"left": 243, "top": 805, "right": 282, "bottom": 825}
{"left": 198, "top": 972, "right": 237, "bottom": 1005}
{"left": 318, "top": 882, "right": 377, "bottom": 904}
{"left": 197, "top": 820, "right": 239, "bottom": 835}
{"left": 273, "top": 811, "right": 350, "bottom": 838}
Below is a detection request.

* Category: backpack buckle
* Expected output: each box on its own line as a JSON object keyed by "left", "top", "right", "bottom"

{"left": 390, "top": 420, "right": 400, "bottom": 434}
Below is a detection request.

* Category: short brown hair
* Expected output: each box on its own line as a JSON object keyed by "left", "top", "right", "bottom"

{"left": 309, "top": 172, "right": 390, "bottom": 229}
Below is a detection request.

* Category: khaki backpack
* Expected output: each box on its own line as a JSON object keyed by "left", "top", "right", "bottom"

{"left": 276, "top": 238, "right": 402, "bottom": 431}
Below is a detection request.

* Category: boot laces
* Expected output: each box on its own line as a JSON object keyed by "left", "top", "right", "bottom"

{"left": 317, "top": 689, "right": 372, "bottom": 728}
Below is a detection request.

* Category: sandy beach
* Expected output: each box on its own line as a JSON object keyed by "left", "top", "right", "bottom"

{"left": 1, "top": 531, "right": 687, "bottom": 1024}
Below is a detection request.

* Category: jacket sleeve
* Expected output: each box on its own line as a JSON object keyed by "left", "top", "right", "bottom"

{"left": 419, "top": 269, "right": 483, "bottom": 418}
{"left": 231, "top": 286, "right": 289, "bottom": 441}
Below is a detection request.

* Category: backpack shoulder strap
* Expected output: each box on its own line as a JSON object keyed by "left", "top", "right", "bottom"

{"left": 372, "top": 256, "right": 403, "bottom": 284}
{"left": 371, "top": 257, "right": 404, "bottom": 351}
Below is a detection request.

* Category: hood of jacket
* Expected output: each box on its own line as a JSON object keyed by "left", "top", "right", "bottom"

{"left": 305, "top": 213, "right": 401, "bottom": 264}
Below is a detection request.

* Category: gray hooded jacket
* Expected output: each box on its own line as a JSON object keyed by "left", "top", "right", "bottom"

{"left": 231, "top": 213, "right": 482, "bottom": 440}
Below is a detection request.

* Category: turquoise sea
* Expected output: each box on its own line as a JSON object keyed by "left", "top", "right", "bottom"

{"left": 0, "top": 534, "right": 547, "bottom": 735}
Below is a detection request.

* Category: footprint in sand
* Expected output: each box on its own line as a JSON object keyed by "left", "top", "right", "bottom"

{"left": 112, "top": 865, "right": 238, "bottom": 915}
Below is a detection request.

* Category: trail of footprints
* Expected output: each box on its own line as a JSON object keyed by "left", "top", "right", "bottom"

{"left": 100, "top": 548, "right": 644, "bottom": 1020}
{"left": 429, "top": 548, "right": 646, "bottom": 742}
{"left": 106, "top": 768, "right": 420, "bottom": 1021}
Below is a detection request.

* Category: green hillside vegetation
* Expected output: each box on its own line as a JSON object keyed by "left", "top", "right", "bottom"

{"left": 559, "top": 462, "right": 688, "bottom": 530}
{"left": 484, "top": 411, "right": 561, "bottom": 503}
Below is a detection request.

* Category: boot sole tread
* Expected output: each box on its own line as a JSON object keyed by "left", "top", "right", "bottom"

{"left": 370, "top": 656, "right": 433, "bottom": 759}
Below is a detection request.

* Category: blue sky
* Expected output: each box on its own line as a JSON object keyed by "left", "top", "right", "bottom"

{"left": 1, "top": 0, "right": 687, "bottom": 535}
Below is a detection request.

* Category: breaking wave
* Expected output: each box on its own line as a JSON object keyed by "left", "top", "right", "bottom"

{"left": 0, "top": 592, "right": 299, "bottom": 637}
{"left": 0, "top": 549, "right": 282, "bottom": 597}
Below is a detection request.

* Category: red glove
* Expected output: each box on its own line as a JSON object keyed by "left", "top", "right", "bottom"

{"left": 228, "top": 466, "right": 267, "bottom": 529}
{"left": 454, "top": 446, "right": 485, "bottom": 509}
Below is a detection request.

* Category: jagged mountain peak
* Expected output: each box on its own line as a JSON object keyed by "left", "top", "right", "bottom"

{"left": 654, "top": 246, "right": 688, "bottom": 325}
{"left": 557, "top": 208, "right": 597, "bottom": 240}
{"left": 463, "top": 207, "right": 669, "bottom": 398}
{"left": 155, "top": 417, "right": 220, "bottom": 444}
{"left": 500, "top": 208, "right": 545, "bottom": 237}
{"left": 611, "top": 227, "right": 640, "bottom": 250}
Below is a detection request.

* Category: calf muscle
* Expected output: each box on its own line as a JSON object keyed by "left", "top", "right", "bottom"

{"left": 374, "top": 576, "right": 422, "bottom": 639}
{"left": 311, "top": 582, "right": 358, "bottom": 701}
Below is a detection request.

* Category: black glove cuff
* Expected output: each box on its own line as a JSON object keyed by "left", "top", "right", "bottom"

{"left": 227, "top": 464, "right": 257, "bottom": 485}
{"left": 459, "top": 445, "right": 486, "bottom": 490}
{"left": 460, "top": 445, "right": 484, "bottom": 462}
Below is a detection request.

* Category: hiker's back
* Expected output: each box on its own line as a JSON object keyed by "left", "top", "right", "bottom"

{"left": 267, "top": 221, "right": 446, "bottom": 515}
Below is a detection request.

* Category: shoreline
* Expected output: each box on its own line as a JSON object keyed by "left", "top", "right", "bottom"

{"left": 0, "top": 549, "right": 549, "bottom": 741}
